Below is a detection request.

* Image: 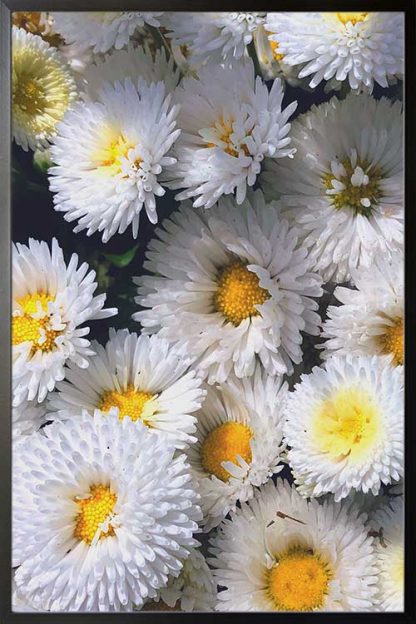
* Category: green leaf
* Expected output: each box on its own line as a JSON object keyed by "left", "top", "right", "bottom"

{"left": 103, "top": 244, "right": 139, "bottom": 269}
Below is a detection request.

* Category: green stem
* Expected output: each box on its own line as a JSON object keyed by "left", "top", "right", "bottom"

{"left": 247, "top": 40, "right": 262, "bottom": 79}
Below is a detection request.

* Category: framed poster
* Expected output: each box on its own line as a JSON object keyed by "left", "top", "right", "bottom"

{"left": 0, "top": 1, "right": 414, "bottom": 621}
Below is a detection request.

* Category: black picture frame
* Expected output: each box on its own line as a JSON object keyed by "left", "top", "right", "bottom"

{"left": 1, "top": 1, "right": 415, "bottom": 622}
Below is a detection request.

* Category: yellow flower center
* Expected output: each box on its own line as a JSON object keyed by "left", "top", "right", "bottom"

{"left": 74, "top": 484, "right": 117, "bottom": 545}
{"left": 98, "top": 384, "right": 155, "bottom": 424}
{"left": 12, "top": 292, "right": 61, "bottom": 353}
{"left": 322, "top": 158, "right": 382, "bottom": 217}
{"left": 264, "top": 30, "right": 285, "bottom": 62}
{"left": 214, "top": 261, "right": 270, "bottom": 326}
{"left": 335, "top": 12, "right": 369, "bottom": 26}
{"left": 206, "top": 118, "right": 250, "bottom": 158}
{"left": 312, "top": 387, "right": 381, "bottom": 462}
{"left": 266, "top": 548, "right": 331, "bottom": 611}
{"left": 378, "top": 317, "right": 403, "bottom": 366}
{"left": 94, "top": 133, "right": 135, "bottom": 175}
{"left": 13, "top": 74, "right": 47, "bottom": 115}
{"left": 200, "top": 421, "right": 253, "bottom": 482}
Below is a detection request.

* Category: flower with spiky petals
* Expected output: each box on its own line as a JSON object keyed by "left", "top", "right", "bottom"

{"left": 371, "top": 498, "right": 404, "bottom": 611}
{"left": 49, "top": 77, "right": 180, "bottom": 242}
{"left": 134, "top": 190, "right": 323, "bottom": 383}
{"left": 188, "top": 367, "right": 287, "bottom": 530}
{"left": 12, "top": 27, "right": 77, "bottom": 151}
{"left": 13, "top": 411, "right": 201, "bottom": 612}
{"left": 320, "top": 251, "right": 404, "bottom": 366}
{"left": 51, "top": 12, "right": 163, "bottom": 54}
{"left": 262, "top": 93, "right": 403, "bottom": 283}
{"left": 143, "top": 547, "right": 216, "bottom": 612}
{"left": 164, "top": 59, "right": 297, "bottom": 209}
{"left": 48, "top": 329, "right": 205, "bottom": 449}
{"left": 209, "top": 479, "right": 378, "bottom": 611}
{"left": 284, "top": 356, "right": 403, "bottom": 502}
{"left": 82, "top": 44, "right": 180, "bottom": 101}
{"left": 265, "top": 12, "right": 403, "bottom": 92}
{"left": 12, "top": 238, "right": 117, "bottom": 406}
{"left": 12, "top": 400, "right": 47, "bottom": 437}
{"left": 161, "top": 12, "right": 266, "bottom": 63}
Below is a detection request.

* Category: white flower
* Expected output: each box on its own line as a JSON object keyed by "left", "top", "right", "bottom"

{"left": 188, "top": 367, "right": 287, "bottom": 530}
{"left": 262, "top": 93, "right": 403, "bottom": 283}
{"left": 371, "top": 497, "right": 404, "bottom": 611}
{"left": 265, "top": 12, "right": 404, "bottom": 92}
{"left": 144, "top": 547, "right": 216, "bottom": 612}
{"left": 13, "top": 411, "right": 201, "bottom": 612}
{"left": 284, "top": 356, "right": 403, "bottom": 502}
{"left": 161, "top": 12, "right": 266, "bottom": 63}
{"left": 82, "top": 44, "right": 180, "bottom": 101}
{"left": 12, "top": 238, "right": 117, "bottom": 406}
{"left": 12, "top": 26, "right": 77, "bottom": 151}
{"left": 320, "top": 251, "right": 403, "bottom": 366}
{"left": 134, "top": 190, "right": 323, "bottom": 383}
{"left": 209, "top": 479, "right": 378, "bottom": 611}
{"left": 47, "top": 329, "right": 205, "bottom": 449}
{"left": 51, "top": 12, "right": 163, "bottom": 54}
{"left": 49, "top": 77, "right": 180, "bottom": 242}
{"left": 164, "top": 59, "right": 297, "bottom": 209}
{"left": 13, "top": 400, "right": 47, "bottom": 437}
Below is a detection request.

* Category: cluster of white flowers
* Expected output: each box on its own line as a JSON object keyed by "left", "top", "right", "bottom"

{"left": 12, "top": 10, "right": 404, "bottom": 613}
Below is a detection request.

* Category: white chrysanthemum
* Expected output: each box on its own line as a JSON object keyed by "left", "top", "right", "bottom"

{"left": 49, "top": 78, "right": 180, "bottom": 242}
{"left": 51, "top": 12, "right": 163, "bottom": 54}
{"left": 13, "top": 400, "right": 47, "bottom": 437}
{"left": 161, "top": 12, "right": 265, "bottom": 62}
{"left": 12, "top": 238, "right": 117, "bottom": 406}
{"left": 209, "top": 479, "right": 378, "bottom": 611}
{"left": 134, "top": 190, "right": 323, "bottom": 383}
{"left": 82, "top": 44, "right": 180, "bottom": 100}
{"left": 284, "top": 356, "right": 403, "bottom": 502}
{"left": 12, "top": 27, "right": 77, "bottom": 151}
{"left": 254, "top": 24, "right": 307, "bottom": 86}
{"left": 320, "top": 251, "right": 403, "bottom": 366}
{"left": 188, "top": 367, "right": 287, "bottom": 530}
{"left": 262, "top": 93, "right": 403, "bottom": 283}
{"left": 13, "top": 411, "right": 201, "bottom": 612}
{"left": 265, "top": 12, "right": 404, "bottom": 92}
{"left": 164, "top": 59, "right": 297, "bottom": 209}
{"left": 47, "top": 329, "right": 205, "bottom": 449}
{"left": 371, "top": 498, "right": 404, "bottom": 611}
{"left": 144, "top": 547, "right": 216, "bottom": 612}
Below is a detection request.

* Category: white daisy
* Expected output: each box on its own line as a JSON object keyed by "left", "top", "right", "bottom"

{"left": 209, "top": 479, "right": 378, "bottom": 611}
{"left": 320, "top": 250, "right": 404, "bottom": 366}
{"left": 51, "top": 12, "right": 163, "bottom": 54}
{"left": 13, "top": 411, "right": 201, "bottom": 612}
{"left": 371, "top": 497, "right": 404, "bottom": 611}
{"left": 262, "top": 93, "right": 403, "bottom": 283}
{"left": 12, "top": 574, "right": 41, "bottom": 612}
{"left": 13, "top": 400, "right": 47, "bottom": 437}
{"left": 265, "top": 12, "right": 404, "bottom": 92}
{"left": 81, "top": 44, "right": 180, "bottom": 101}
{"left": 284, "top": 356, "right": 403, "bottom": 502}
{"left": 12, "top": 26, "right": 77, "bottom": 151}
{"left": 12, "top": 238, "right": 117, "bottom": 406}
{"left": 47, "top": 328, "right": 205, "bottom": 449}
{"left": 49, "top": 77, "right": 180, "bottom": 242}
{"left": 143, "top": 547, "right": 216, "bottom": 612}
{"left": 164, "top": 59, "right": 297, "bottom": 209}
{"left": 134, "top": 190, "right": 323, "bottom": 383}
{"left": 188, "top": 366, "right": 287, "bottom": 530}
{"left": 161, "top": 12, "right": 266, "bottom": 63}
